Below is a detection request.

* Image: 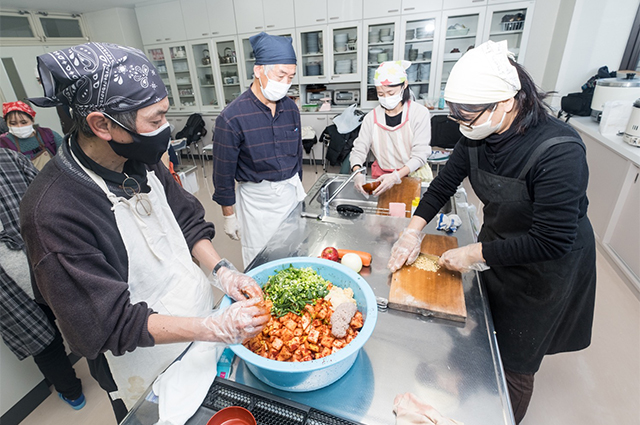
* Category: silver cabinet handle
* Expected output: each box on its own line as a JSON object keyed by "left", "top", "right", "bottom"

{"left": 330, "top": 16, "right": 339, "bottom": 20}
{"left": 317, "top": 117, "right": 324, "bottom": 120}
{"left": 266, "top": 24, "right": 275, "bottom": 28}
{"left": 388, "top": 9, "right": 399, "bottom": 13}
{"left": 156, "top": 38, "right": 162, "bottom": 42}
{"left": 255, "top": 26, "right": 263, "bottom": 29}
{"left": 165, "top": 38, "right": 171, "bottom": 41}
{"left": 472, "top": 0, "right": 483, "bottom": 2}
{"left": 202, "top": 33, "right": 208, "bottom": 36}
{"left": 404, "top": 7, "right": 415, "bottom": 11}
{"left": 316, "top": 18, "right": 325, "bottom": 22}
{"left": 211, "top": 31, "right": 219, "bottom": 35}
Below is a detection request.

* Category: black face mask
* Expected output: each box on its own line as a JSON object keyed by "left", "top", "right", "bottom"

{"left": 105, "top": 114, "right": 171, "bottom": 165}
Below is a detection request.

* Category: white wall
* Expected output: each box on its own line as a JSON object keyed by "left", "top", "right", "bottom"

{"left": 553, "top": 0, "right": 640, "bottom": 101}
{"left": 84, "top": 7, "right": 144, "bottom": 51}
{"left": 0, "top": 343, "right": 45, "bottom": 416}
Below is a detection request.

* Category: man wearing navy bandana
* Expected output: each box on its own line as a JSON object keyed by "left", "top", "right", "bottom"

{"left": 212, "top": 32, "right": 304, "bottom": 267}
{"left": 20, "top": 42, "right": 269, "bottom": 420}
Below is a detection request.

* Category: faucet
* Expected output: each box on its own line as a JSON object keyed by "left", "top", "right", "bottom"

{"left": 320, "top": 168, "right": 366, "bottom": 214}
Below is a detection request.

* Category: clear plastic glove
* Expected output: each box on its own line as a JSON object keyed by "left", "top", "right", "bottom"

{"left": 388, "top": 228, "right": 425, "bottom": 272}
{"left": 373, "top": 170, "right": 402, "bottom": 196}
{"left": 223, "top": 213, "right": 241, "bottom": 241}
{"left": 439, "top": 243, "right": 488, "bottom": 273}
{"left": 394, "top": 392, "right": 464, "bottom": 425}
{"left": 201, "top": 298, "right": 270, "bottom": 344}
{"left": 217, "top": 266, "right": 263, "bottom": 301}
{"left": 353, "top": 172, "right": 369, "bottom": 198}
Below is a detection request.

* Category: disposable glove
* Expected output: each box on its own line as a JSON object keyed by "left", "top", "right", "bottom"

{"left": 373, "top": 170, "right": 402, "bottom": 196}
{"left": 223, "top": 213, "right": 241, "bottom": 241}
{"left": 388, "top": 228, "right": 425, "bottom": 272}
{"left": 394, "top": 392, "right": 464, "bottom": 425}
{"left": 201, "top": 298, "right": 270, "bottom": 344}
{"left": 353, "top": 172, "right": 369, "bottom": 198}
{"left": 439, "top": 243, "right": 489, "bottom": 273}
{"left": 216, "top": 265, "right": 263, "bottom": 301}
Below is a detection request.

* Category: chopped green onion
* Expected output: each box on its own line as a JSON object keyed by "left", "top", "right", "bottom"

{"left": 262, "top": 265, "right": 330, "bottom": 318}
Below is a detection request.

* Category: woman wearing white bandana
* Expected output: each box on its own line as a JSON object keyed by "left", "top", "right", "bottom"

{"left": 388, "top": 41, "right": 596, "bottom": 424}
{"left": 349, "top": 60, "right": 433, "bottom": 196}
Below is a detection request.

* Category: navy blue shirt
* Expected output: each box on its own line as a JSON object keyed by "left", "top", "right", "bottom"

{"left": 212, "top": 86, "right": 302, "bottom": 206}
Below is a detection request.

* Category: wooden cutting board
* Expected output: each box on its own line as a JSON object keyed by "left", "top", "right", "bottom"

{"left": 377, "top": 176, "right": 421, "bottom": 218}
{"left": 388, "top": 234, "right": 467, "bottom": 322}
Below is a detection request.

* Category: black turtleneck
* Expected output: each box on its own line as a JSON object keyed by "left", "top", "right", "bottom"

{"left": 69, "top": 134, "right": 150, "bottom": 194}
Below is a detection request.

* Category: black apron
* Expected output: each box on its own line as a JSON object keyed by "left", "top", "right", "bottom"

{"left": 469, "top": 136, "right": 597, "bottom": 374}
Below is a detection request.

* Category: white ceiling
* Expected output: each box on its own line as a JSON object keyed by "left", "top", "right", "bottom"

{"left": 2, "top": 0, "right": 163, "bottom": 14}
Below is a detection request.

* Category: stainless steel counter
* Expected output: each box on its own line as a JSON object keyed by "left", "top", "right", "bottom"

{"left": 121, "top": 182, "right": 515, "bottom": 425}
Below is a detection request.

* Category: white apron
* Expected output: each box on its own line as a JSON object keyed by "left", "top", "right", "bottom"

{"left": 236, "top": 173, "right": 306, "bottom": 267}
{"left": 371, "top": 104, "right": 433, "bottom": 182}
{"left": 72, "top": 155, "right": 215, "bottom": 409}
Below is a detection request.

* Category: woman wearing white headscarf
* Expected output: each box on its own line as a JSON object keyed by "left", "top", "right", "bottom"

{"left": 349, "top": 61, "right": 433, "bottom": 196}
{"left": 387, "top": 41, "right": 596, "bottom": 423}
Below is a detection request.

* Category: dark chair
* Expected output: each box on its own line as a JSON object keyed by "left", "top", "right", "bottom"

{"left": 428, "top": 115, "right": 462, "bottom": 175}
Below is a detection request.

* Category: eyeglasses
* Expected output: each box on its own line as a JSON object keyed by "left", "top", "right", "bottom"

{"left": 447, "top": 104, "right": 496, "bottom": 129}
{"left": 122, "top": 174, "right": 152, "bottom": 216}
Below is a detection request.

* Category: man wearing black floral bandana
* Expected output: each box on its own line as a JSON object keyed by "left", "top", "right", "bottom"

{"left": 21, "top": 42, "right": 269, "bottom": 420}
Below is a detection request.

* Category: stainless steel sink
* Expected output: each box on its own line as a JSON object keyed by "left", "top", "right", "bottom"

{"left": 302, "top": 173, "right": 455, "bottom": 218}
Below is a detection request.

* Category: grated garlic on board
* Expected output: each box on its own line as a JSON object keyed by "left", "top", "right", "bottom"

{"left": 412, "top": 254, "right": 440, "bottom": 272}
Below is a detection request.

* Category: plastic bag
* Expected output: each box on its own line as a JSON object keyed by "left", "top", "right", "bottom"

{"left": 333, "top": 103, "right": 363, "bottom": 134}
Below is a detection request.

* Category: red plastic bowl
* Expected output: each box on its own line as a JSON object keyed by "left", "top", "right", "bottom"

{"left": 207, "top": 406, "right": 256, "bottom": 425}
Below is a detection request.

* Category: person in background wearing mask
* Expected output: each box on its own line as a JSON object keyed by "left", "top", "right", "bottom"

{"left": 20, "top": 43, "right": 269, "bottom": 421}
{"left": 0, "top": 148, "right": 85, "bottom": 411}
{"left": 212, "top": 32, "right": 304, "bottom": 267}
{"left": 349, "top": 60, "right": 433, "bottom": 197}
{"left": 388, "top": 41, "right": 596, "bottom": 424}
{"left": 0, "top": 101, "right": 63, "bottom": 170}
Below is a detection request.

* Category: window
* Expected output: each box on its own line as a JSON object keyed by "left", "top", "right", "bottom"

{"left": 39, "top": 17, "right": 84, "bottom": 38}
{"left": 0, "top": 15, "right": 35, "bottom": 38}
{"left": 621, "top": 5, "right": 640, "bottom": 71}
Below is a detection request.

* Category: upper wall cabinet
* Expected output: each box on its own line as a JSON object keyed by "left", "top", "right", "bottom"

{"left": 444, "top": 0, "right": 488, "bottom": 9}
{"left": 136, "top": 1, "right": 187, "bottom": 45}
{"left": 363, "top": 0, "right": 402, "bottom": 19}
{"left": 327, "top": 0, "right": 363, "bottom": 23}
{"left": 401, "top": 0, "right": 443, "bottom": 15}
{"left": 181, "top": 0, "right": 237, "bottom": 39}
{"left": 295, "top": 0, "right": 362, "bottom": 27}
{"left": 234, "top": 0, "right": 295, "bottom": 34}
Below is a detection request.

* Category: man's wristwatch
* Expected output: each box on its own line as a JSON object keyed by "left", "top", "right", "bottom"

{"left": 212, "top": 258, "right": 233, "bottom": 276}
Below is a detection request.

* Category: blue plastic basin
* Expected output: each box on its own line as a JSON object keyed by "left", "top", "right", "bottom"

{"left": 219, "top": 257, "right": 378, "bottom": 392}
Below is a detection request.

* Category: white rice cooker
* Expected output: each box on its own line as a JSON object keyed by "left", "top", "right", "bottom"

{"left": 590, "top": 77, "right": 640, "bottom": 122}
{"left": 623, "top": 98, "right": 640, "bottom": 147}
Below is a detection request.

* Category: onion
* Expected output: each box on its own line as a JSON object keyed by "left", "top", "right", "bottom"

{"left": 341, "top": 253, "right": 363, "bottom": 273}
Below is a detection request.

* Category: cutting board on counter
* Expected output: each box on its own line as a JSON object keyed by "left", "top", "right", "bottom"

{"left": 377, "top": 176, "right": 421, "bottom": 218}
{"left": 388, "top": 234, "right": 467, "bottom": 322}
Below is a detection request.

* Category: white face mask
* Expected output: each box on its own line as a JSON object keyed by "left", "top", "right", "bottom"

{"left": 378, "top": 89, "right": 403, "bottom": 110}
{"left": 9, "top": 125, "right": 34, "bottom": 139}
{"left": 459, "top": 107, "right": 506, "bottom": 140}
{"left": 259, "top": 74, "right": 291, "bottom": 102}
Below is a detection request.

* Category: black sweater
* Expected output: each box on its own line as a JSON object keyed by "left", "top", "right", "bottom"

{"left": 414, "top": 116, "right": 589, "bottom": 266}
{"left": 20, "top": 139, "right": 215, "bottom": 359}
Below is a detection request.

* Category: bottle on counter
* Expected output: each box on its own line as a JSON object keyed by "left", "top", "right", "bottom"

{"left": 411, "top": 197, "right": 420, "bottom": 216}
{"left": 438, "top": 89, "right": 445, "bottom": 110}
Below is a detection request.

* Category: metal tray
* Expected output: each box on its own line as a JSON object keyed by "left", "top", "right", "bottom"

{"left": 202, "top": 378, "right": 363, "bottom": 425}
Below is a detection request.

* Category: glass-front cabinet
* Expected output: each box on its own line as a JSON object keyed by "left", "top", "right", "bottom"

{"left": 191, "top": 42, "right": 220, "bottom": 112}
{"left": 328, "top": 22, "right": 361, "bottom": 83}
{"left": 214, "top": 38, "right": 242, "bottom": 105}
{"left": 297, "top": 26, "right": 329, "bottom": 83}
{"left": 436, "top": 7, "right": 486, "bottom": 94}
{"left": 361, "top": 18, "right": 401, "bottom": 108}
{"left": 168, "top": 44, "right": 198, "bottom": 111}
{"left": 400, "top": 13, "right": 441, "bottom": 105}
{"left": 482, "top": 1, "right": 534, "bottom": 63}
{"left": 147, "top": 47, "right": 177, "bottom": 109}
